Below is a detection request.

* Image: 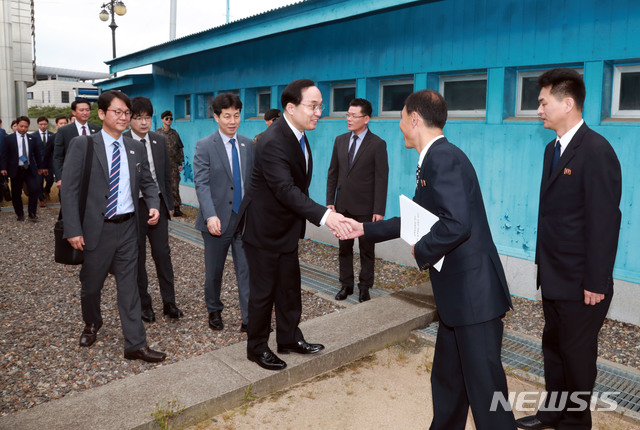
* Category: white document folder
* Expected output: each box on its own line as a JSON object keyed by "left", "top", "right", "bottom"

{"left": 399, "top": 194, "right": 444, "bottom": 271}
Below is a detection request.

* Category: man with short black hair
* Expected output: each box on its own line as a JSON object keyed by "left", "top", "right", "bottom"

{"left": 0, "top": 116, "right": 45, "bottom": 221}
{"left": 327, "top": 98, "right": 388, "bottom": 303}
{"left": 125, "top": 96, "right": 184, "bottom": 323}
{"left": 55, "top": 115, "right": 68, "bottom": 130}
{"left": 156, "top": 110, "right": 185, "bottom": 216}
{"left": 343, "top": 89, "right": 516, "bottom": 429}
{"left": 240, "top": 79, "right": 351, "bottom": 371}
{"left": 53, "top": 99, "right": 101, "bottom": 188}
{"left": 516, "top": 68, "right": 622, "bottom": 430}
{"left": 194, "top": 93, "right": 253, "bottom": 333}
{"left": 62, "top": 90, "right": 166, "bottom": 362}
{"left": 253, "top": 108, "right": 281, "bottom": 144}
{"left": 31, "top": 116, "right": 55, "bottom": 206}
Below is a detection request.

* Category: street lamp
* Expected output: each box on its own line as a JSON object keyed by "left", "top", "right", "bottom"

{"left": 99, "top": 0, "right": 127, "bottom": 72}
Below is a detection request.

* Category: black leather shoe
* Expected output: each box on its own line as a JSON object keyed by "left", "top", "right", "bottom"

{"left": 163, "top": 302, "right": 184, "bottom": 319}
{"left": 515, "top": 415, "right": 555, "bottom": 429}
{"left": 359, "top": 289, "right": 371, "bottom": 302}
{"left": 141, "top": 305, "right": 156, "bottom": 323}
{"left": 277, "top": 340, "right": 325, "bottom": 355}
{"left": 79, "top": 323, "right": 102, "bottom": 347}
{"left": 28, "top": 214, "right": 38, "bottom": 222}
{"left": 16, "top": 215, "right": 25, "bottom": 221}
{"left": 209, "top": 311, "right": 224, "bottom": 330}
{"left": 240, "top": 323, "right": 248, "bottom": 332}
{"left": 173, "top": 208, "right": 184, "bottom": 217}
{"left": 124, "top": 346, "right": 166, "bottom": 363}
{"left": 335, "top": 287, "right": 353, "bottom": 300}
{"left": 247, "top": 350, "right": 287, "bottom": 371}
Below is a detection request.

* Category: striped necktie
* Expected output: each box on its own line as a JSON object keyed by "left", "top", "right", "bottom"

{"left": 105, "top": 142, "right": 121, "bottom": 219}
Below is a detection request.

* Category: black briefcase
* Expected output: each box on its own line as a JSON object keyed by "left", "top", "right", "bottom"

{"left": 54, "top": 219, "right": 83, "bottom": 265}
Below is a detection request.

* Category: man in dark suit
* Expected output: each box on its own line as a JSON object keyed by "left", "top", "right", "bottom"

{"left": 125, "top": 97, "right": 183, "bottom": 323}
{"left": 343, "top": 90, "right": 516, "bottom": 429}
{"left": 53, "top": 99, "right": 101, "bottom": 189}
{"left": 327, "top": 98, "right": 388, "bottom": 302}
{"left": 31, "top": 116, "right": 56, "bottom": 206}
{"left": 516, "top": 69, "right": 622, "bottom": 430}
{"left": 62, "top": 91, "right": 166, "bottom": 363}
{"left": 194, "top": 93, "right": 253, "bottom": 332}
{"left": 0, "top": 116, "right": 45, "bottom": 222}
{"left": 240, "top": 79, "right": 351, "bottom": 371}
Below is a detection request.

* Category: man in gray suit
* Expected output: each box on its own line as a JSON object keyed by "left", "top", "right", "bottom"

{"left": 62, "top": 90, "right": 166, "bottom": 363}
{"left": 125, "top": 97, "right": 184, "bottom": 323}
{"left": 194, "top": 93, "right": 253, "bottom": 332}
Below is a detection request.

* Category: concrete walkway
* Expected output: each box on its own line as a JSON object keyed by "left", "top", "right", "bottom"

{"left": 0, "top": 283, "right": 437, "bottom": 430}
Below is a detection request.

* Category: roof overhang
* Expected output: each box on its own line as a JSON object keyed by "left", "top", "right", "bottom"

{"left": 95, "top": 74, "right": 153, "bottom": 91}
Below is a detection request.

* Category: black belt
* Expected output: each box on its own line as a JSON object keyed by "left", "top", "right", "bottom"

{"left": 104, "top": 212, "right": 135, "bottom": 223}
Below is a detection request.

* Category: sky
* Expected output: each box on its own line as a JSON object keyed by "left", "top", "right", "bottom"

{"left": 33, "top": 0, "right": 299, "bottom": 74}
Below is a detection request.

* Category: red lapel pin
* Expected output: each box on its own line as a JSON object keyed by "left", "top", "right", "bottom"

{"left": 564, "top": 168, "right": 571, "bottom": 175}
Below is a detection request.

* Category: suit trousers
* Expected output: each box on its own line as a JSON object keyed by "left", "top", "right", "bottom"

{"left": 338, "top": 212, "right": 375, "bottom": 290}
{"left": 536, "top": 294, "right": 612, "bottom": 429}
{"left": 79, "top": 217, "right": 147, "bottom": 352}
{"left": 137, "top": 196, "right": 176, "bottom": 308}
{"left": 9, "top": 169, "right": 39, "bottom": 217}
{"left": 430, "top": 317, "right": 516, "bottom": 430}
{"left": 201, "top": 211, "right": 250, "bottom": 324}
{"left": 39, "top": 170, "right": 54, "bottom": 199}
{"left": 244, "top": 242, "right": 304, "bottom": 355}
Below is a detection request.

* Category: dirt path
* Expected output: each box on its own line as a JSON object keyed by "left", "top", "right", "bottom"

{"left": 187, "top": 339, "right": 637, "bottom": 430}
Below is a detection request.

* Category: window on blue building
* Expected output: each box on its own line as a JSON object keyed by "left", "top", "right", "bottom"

{"left": 613, "top": 65, "right": 640, "bottom": 118}
{"left": 440, "top": 74, "right": 486, "bottom": 117}
{"left": 195, "top": 94, "right": 214, "bottom": 119}
{"left": 331, "top": 83, "right": 356, "bottom": 115}
{"left": 380, "top": 79, "right": 413, "bottom": 116}
{"left": 258, "top": 90, "right": 271, "bottom": 115}
{"left": 516, "top": 71, "right": 543, "bottom": 116}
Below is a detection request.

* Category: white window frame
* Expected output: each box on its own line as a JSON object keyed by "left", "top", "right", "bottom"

{"left": 257, "top": 90, "right": 271, "bottom": 116}
{"left": 439, "top": 74, "right": 487, "bottom": 117}
{"left": 379, "top": 79, "right": 413, "bottom": 117}
{"left": 330, "top": 83, "right": 356, "bottom": 116}
{"left": 516, "top": 70, "right": 544, "bottom": 117}
{"left": 612, "top": 64, "right": 640, "bottom": 118}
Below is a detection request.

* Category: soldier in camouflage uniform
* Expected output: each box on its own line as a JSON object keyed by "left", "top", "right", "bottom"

{"left": 156, "top": 110, "right": 185, "bottom": 216}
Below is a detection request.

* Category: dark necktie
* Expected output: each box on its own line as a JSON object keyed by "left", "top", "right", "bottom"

{"left": 106, "top": 142, "right": 120, "bottom": 219}
{"left": 348, "top": 135, "right": 358, "bottom": 168}
{"left": 82, "top": 125, "right": 87, "bottom": 136}
{"left": 300, "top": 135, "right": 306, "bottom": 156}
{"left": 230, "top": 138, "right": 242, "bottom": 213}
{"left": 21, "top": 135, "right": 29, "bottom": 168}
{"left": 550, "top": 140, "right": 561, "bottom": 176}
{"left": 42, "top": 132, "right": 47, "bottom": 145}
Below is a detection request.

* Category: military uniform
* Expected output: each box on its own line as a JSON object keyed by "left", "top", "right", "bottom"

{"left": 156, "top": 127, "right": 185, "bottom": 212}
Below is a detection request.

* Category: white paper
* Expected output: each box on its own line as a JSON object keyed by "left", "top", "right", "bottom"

{"left": 399, "top": 195, "right": 444, "bottom": 271}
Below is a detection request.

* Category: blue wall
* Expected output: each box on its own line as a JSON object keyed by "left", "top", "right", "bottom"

{"left": 111, "top": 0, "right": 640, "bottom": 284}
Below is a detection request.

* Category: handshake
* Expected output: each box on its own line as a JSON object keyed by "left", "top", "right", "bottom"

{"left": 325, "top": 209, "right": 382, "bottom": 240}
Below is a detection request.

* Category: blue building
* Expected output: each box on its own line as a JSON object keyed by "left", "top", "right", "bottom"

{"left": 99, "top": 0, "right": 640, "bottom": 325}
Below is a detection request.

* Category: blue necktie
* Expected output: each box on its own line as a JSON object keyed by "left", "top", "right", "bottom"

{"left": 300, "top": 135, "right": 306, "bottom": 155}
{"left": 230, "top": 138, "right": 242, "bottom": 213}
{"left": 106, "top": 142, "right": 120, "bottom": 219}
{"left": 550, "top": 140, "right": 561, "bottom": 176}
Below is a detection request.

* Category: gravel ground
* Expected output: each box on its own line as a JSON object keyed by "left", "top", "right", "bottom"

{"left": 1, "top": 204, "right": 638, "bottom": 417}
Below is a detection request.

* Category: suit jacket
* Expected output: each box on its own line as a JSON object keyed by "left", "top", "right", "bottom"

{"left": 30, "top": 130, "right": 55, "bottom": 171}
{"left": 0, "top": 132, "right": 42, "bottom": 177}
{"left": 194, "top": 131, "right": 254, "bottom": 234}
{"left": 364, "top": 137, "right": 512, "bottom": 327}
{"left": 124, "top": 130, "right": 174, "bottom": 214}
{"left": 326, "top": 129, "right": 389, "bottom": 216}
{"left": 240, "top": 116, "right": 326, "bottom": 253}
{"left": 535, "top": 123, "right": 621, "bottom": 300}
{"left": 60, "top": 132, "right": 159, "bottom": 251}
{"left": 53, "top": 122, "right": 101, "bottom": 181}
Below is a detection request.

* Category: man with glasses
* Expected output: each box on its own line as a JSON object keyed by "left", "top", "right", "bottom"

{"left": 125, "top": 97, "right": 184, "bottom": 324}
{"left": 239, "top": 79, "right": 351, "bottom": 371}
{"left": 62, "top": 90, "right": 166, "bottom": 362}
{"left": 326, "top": 98, "right": 388, "bottom": 303}
{"left": 53, "top": 99, "right": 101, "bottom": 191}
{"left": 156, "top": 111, "right": 185, "bottom": 216}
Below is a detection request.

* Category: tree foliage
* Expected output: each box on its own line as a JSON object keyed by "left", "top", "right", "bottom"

{"left": 28, "top": 104, "right": 103, "bottom": 126}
